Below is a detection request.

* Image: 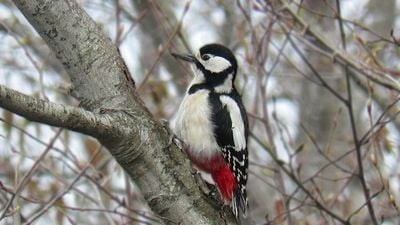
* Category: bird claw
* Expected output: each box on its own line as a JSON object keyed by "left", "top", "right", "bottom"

{"left": 192, "top": 172, "right": 223, "bottom": 208}
{"left": 160, "top": 119, "right": 170, "bottom": 131}
{"left": 205, "top": 185, "right": 223, "bottom": 209}
{"left": 172, "top": 136, "right": 186, "bottom": 151}
{"left": 159, "top": 119, "right": 187, "bottom": 152}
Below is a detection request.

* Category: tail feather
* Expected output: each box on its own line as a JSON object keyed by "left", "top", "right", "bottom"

{"left": 233, "top": 187, "right": 248, "bottom": 219}
{"left": 212, "top": 164, "right": 248, "bottom": 219}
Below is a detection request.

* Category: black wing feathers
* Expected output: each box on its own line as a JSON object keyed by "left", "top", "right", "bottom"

{"left": 208, "top": 92, "right": 234, "bottom": 148}
{"left": 208, "top": 90, "right": 249, "bottom": 217}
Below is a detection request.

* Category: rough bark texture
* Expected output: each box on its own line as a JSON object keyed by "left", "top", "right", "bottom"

{"left": 4, "top": 0, "right": 238, "bottom": 224}
{"left": 0, "top": 84, "right": 117, "bottom": 137}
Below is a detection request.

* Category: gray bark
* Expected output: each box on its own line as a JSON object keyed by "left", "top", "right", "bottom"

{"left": 2, "top": 0, "right": 238, "bottom": 224}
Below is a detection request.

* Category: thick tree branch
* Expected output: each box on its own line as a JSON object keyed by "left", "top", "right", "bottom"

{"left": 6, "top": 0, "right": 237, "bottom": 224}
{"left": 11, "top": 0, "right": 137, "bottom": 111}
{"left": 0, "top": 84, "right": 118, "bottom": 138}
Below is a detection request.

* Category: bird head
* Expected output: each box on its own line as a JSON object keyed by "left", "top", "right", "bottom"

{"left": 172, "top": 43, "right": 238, "bottom": 89}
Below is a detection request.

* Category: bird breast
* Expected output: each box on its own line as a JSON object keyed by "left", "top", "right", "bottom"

{"left": 174, "top": 90, "right": 220, "bottom": 158}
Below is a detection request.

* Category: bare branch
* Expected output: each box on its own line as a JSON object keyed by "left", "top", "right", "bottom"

{"left": 0, "top": 84, "right": 116, "bottom": 138}
{"left": 0, "top": 129, "right": 62, "bottom": 221}
{"left": 274, "top": 0, "right": 400, "bottom": 93}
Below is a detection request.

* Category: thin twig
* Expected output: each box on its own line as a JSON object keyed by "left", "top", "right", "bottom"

{"left": 0, "top": 128, "right": 63, "bottom": 220}
{"left": 251, "top": 133, "right": 350, "bottom": 224}
{"left": 335, "top": 0, "right": 379, "bottom": 223}
{"left": 0, "top": 21, "right": 47, "bottom": 99}
{"left": 23, "top": 145, "right": 102, "bottom": 224}
{"left": 137, "top": 0, "right": 192, "bottom": 91}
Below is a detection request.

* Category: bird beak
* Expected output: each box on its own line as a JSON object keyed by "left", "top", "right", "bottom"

{"left": 171, "top": 52, "right": 196, "bottom": 63}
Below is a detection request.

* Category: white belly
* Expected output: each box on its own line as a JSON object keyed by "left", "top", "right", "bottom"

{"left": 173, "top": 90, "right": 219, "bottom": 157}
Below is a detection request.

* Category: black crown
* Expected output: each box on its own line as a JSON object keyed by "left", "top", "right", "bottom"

{"left": 199, "top": 43, "right": 237, "bottom": 72}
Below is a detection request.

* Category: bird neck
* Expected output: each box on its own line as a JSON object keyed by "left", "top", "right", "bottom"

{"left": 188, "top": 68, "right": 235, "bottom": 94}
{"left": 188, "top": 73, "right": 235, "bottom": 94}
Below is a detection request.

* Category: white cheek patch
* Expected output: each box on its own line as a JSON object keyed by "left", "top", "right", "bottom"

{"left": 203, "top": 56, "right": 231, "bottom": 73}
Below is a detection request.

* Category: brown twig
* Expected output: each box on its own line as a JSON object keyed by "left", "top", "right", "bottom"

{"left": 0, "top": 128, "right": 63, "bottom": 220}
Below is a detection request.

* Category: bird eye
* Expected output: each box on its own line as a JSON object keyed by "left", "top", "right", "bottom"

{"left": 201, "top": 54, "right": 211, "bottom": 61}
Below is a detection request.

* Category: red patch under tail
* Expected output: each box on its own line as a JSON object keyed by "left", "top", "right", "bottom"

{"left": 211, "top": 164, "right": 237, "bottom": 204}
{"left": 185, "top": 152, "right": 237, "bottom": 204}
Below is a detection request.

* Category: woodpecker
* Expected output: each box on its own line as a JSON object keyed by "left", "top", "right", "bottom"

{"left": 172, "top": 43, "right": 249, "bottom": 218}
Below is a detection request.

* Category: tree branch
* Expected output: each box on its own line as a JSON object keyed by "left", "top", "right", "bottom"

{"left": 11, "top": 0, "right": 137, "bottom": 111}
{"left": 0, "top": 84, "right": 116, "bottom": 138}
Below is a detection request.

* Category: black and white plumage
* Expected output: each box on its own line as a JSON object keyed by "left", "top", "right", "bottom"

{"left": 172, "top": 43, "right": 249, "bottom": 218}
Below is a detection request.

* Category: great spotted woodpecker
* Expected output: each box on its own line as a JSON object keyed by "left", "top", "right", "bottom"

{"left": 172, "top": 43, "right": 249, "bottom": 218}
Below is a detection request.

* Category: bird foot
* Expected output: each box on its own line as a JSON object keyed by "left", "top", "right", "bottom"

{"left": 192, "top": 172, "right": 223, "bottom": 208}
{"left": 159, "top": 119, "right": 186, "bottom": 151}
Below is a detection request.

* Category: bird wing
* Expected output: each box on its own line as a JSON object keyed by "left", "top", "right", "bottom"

{"left": 208, "top": 92, "right": 249, "bottom": 217}
{"left": 219, "top": 95, "right": 247, "bottom": 151}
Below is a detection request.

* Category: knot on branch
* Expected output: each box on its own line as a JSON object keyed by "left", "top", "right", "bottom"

{"left": 148, "top": 194, "right": 180, "bottom": 215}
